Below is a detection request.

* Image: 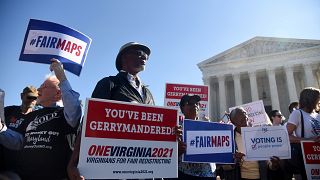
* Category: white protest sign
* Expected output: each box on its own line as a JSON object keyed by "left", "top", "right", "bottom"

{"left": 241, "top": 126, "right": 291, "bottom": 161}
{"left": 229, "top": 100, "right": 270, "bottom": 126}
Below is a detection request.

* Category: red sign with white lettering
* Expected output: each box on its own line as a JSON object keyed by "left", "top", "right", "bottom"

{"left": 302, "top": 141, "right": 320, "bottom": 164}
{"left": 165, "top": 83, "right": 208, "bottom": 101}
{"left": 85, "top": 99, "right": 178, "bottom": 142}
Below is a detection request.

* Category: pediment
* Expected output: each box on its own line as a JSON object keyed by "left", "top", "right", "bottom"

{"left": 199, "top": 37, "right": 320, "bottom": 66}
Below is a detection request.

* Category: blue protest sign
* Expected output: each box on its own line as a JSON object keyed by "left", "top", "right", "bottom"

{"left": 183, "top": 120, "right": 235, "bottom": 164}
{"left": 19, "top": 19, "right": 92, "bottom": 76}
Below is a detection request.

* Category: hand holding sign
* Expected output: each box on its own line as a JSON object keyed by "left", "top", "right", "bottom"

{"left": 20, "top": 19, "right": 91, "bottom": 76}
{"left": 50, "top": 58, "right": 67, "bottom": 82}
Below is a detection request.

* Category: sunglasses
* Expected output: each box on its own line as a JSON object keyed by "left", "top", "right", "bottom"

{"left": 27, "top": 96, "right": 37, "bottom": 100}
{"left": 186, "top": 101, "right": 200, "bottom": 106}
{"left": 125, "top": 50, "right": 148, "bottom": 59}
{"left": 275, "top": 115, "right": 282, "bottom": 118}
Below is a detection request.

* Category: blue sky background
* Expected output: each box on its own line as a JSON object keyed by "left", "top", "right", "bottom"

{"left": 1, "top": 0, "right": 320, "bottom": 108}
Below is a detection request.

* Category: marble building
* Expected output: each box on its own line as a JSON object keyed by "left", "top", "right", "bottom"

{"left": 198, "top": 37, "right": 320, "bottom": 120}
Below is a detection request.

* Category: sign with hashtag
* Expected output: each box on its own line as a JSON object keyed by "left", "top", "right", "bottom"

{"left": 19, "top": 19, "right": 91, "bottom": 76}
{"left": 241, "top": 126, "right": 291, "bottom": 161}
{"left": 182, "top": 119, "right": 235, "bottom": 163}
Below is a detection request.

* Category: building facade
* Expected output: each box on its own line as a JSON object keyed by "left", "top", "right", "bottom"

{"left": 198, "top": 37, "right": 320, "bottom": 120}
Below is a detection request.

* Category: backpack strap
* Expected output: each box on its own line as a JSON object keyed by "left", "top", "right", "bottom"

{"left": 299, "top": 110, "right": 304, "bottom": 138}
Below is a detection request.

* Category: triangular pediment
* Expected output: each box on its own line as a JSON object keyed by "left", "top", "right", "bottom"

{"left": 199, "top": 37, "right": 320, "bottom": 66}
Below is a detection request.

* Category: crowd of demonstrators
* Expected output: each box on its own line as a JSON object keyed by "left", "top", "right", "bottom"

{"left": 171, "top": 94, "right": 216, "bottom": 180}
{"left": 0, "top": 59, "right": 82, "bottom": 180}
{"left": 0, "top": 86, "right": 38, "bottom": 178}
{"left": 286, "top": 87, "right": 320, "bottom": 180}
{"left": 67, "top": 42, "right": 157, "bottom": 180}
{"left": 0, "top": 41, "right": 319, "bottom": 180}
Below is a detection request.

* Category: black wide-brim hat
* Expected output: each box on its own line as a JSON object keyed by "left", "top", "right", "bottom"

{"left": 116, "top": 42, "right": 151, "bottom": 71}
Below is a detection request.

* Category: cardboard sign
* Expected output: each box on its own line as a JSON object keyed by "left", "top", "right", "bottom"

{"left": 19, "top": 19, "right": 91, "bottom": 76}
{"left": 241, "top": 126, "right": 291, "bottom": 161}
{"left": 229, "top": 100, "right": 270, "bottom": 126}
{"left": 78, "top": 98, "right": 178, "bottom": 179}
{"left": 183, "top": 120, "right": 235, "bottom": 164}
{"left": 301, "top": 141, "right": 320, "bottom": 180}
{"left": 164, "top": 83, "right": 209, "bottom": 120}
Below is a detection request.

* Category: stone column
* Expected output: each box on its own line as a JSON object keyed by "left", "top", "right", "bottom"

{"left": 232, "top": 73, "right": 242, "bottom": 105}
{"left": 248, "top": 70, "right": 259, "bottom": 101}
{"left": 284, "top": 65, "right": 298, "bottom": 102}
{"left": 202, "top": 76, "right": 211, "bottom": 119}
{"left": 217, "top": 75, "right": 226, "bottom": 117}
{"left": 303, "top": 63, "right": 316, "bottom": 87}
{"left": 267, "top": 68, "right": 280, "bottom": 110}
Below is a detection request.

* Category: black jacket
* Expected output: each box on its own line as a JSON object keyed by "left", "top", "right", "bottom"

{"left": 92, "top": 72, "right": 155, "bottom": 105}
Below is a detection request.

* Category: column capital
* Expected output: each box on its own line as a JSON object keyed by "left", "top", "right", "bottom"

{"left": 232, "top": 72, "right": 241, "bottom": 78}
{"left": 216, "top": 75, "right": 225, "bottom": 81}
{"left": 284, "top": 64, "right": 294, "bottom": 70}
{"left": 248, "top": 70, "right": 256, "bottom": 76}
{"left": 266, "top": 67, "right": 276, "bottom": 73}
{"left": 302, "top": 62, "right": 314, "bottom": 68}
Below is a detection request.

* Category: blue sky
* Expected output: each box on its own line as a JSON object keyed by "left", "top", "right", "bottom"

{"left": 0, "top": 0, "right": 320, "bottom": 108}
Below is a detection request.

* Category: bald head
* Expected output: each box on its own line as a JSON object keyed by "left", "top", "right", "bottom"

{"left": 230, "top": 107, "right": 248, "bottom": 128}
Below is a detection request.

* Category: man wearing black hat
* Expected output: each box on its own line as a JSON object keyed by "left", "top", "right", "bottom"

{"left": 68, "top": 42, "right": 155, "bottom": 180}
{"left": 91, "top": 42, "right": 154, "bottom": 104}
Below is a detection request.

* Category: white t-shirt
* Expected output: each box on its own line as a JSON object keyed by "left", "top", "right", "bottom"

{"left": 287, "top": 109, "right": 320, "bottom": 138}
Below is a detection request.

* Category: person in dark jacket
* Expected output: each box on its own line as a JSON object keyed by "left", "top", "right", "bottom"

{"left": 67, "top": 42, "right": 156, "bottom": 180}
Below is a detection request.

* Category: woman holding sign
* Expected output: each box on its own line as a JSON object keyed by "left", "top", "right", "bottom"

{"left": 286, "top": 87, "right": 320, "bottom": 180}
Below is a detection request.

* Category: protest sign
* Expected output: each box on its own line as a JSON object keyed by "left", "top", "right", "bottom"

{"left": 301, "top": 141, "right": 320, "bottom": 180}
{"left": 183, "top": 119, "right": 234, "bottom": 163}
{"left": 78, "top": 98, "right": 178, "bottom": 179}
{"left": 19, "top": 19, "right": 91, "bottom": 76}
{"left": 229, "top": 100, "right": 270, "bottom": 126}
{"left": 241, "top": 126, "right": 291, "bottom": 161}
{"left": 164, "top": 83, "right": 209, "bottom": 120}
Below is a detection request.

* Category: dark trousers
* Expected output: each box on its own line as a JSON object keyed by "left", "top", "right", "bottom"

{"left": 165, "top": 171, "right": 216, "bottom": 180}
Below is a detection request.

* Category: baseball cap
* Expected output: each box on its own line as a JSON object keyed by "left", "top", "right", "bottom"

{"left": 115, "top": 42, "right": 151, "bottom": 71}
{"left": 179, "top": 94, "right": 201, "bottom": 111}
{"left": 22, "top": 86, "right": 38, "bottom": 98}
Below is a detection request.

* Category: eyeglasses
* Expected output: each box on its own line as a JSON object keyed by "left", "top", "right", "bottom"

{"left": 275, "top": 115, "right": 282, "bottom": 118}
{"left": 27, "top": 96, "right": 37, "bottom": 100}
{"left": 125, "top": 50, "right": 148, "bottom": 59}
{"left": 186, "top": 101, "right": 200, "bottom": 106}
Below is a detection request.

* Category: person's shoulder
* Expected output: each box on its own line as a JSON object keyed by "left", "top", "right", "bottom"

{"left": 97, "top": 76, "right": 119, "bottom": 84}
{"left": 290, "top": 109, "right": 300, "bottom": 116}
{"left": 4, "top": 105, "right": 20, "bottom": 111}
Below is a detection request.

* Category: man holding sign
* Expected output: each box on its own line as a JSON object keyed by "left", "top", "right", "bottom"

{"left": 0, "top": 59, "right": 82, "bottom": 179}
{"left": 68, "top": 42, "right": 159, "bottom": 179}
{"left": 222, "top": 107, "right": 284, "bottom": 180}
